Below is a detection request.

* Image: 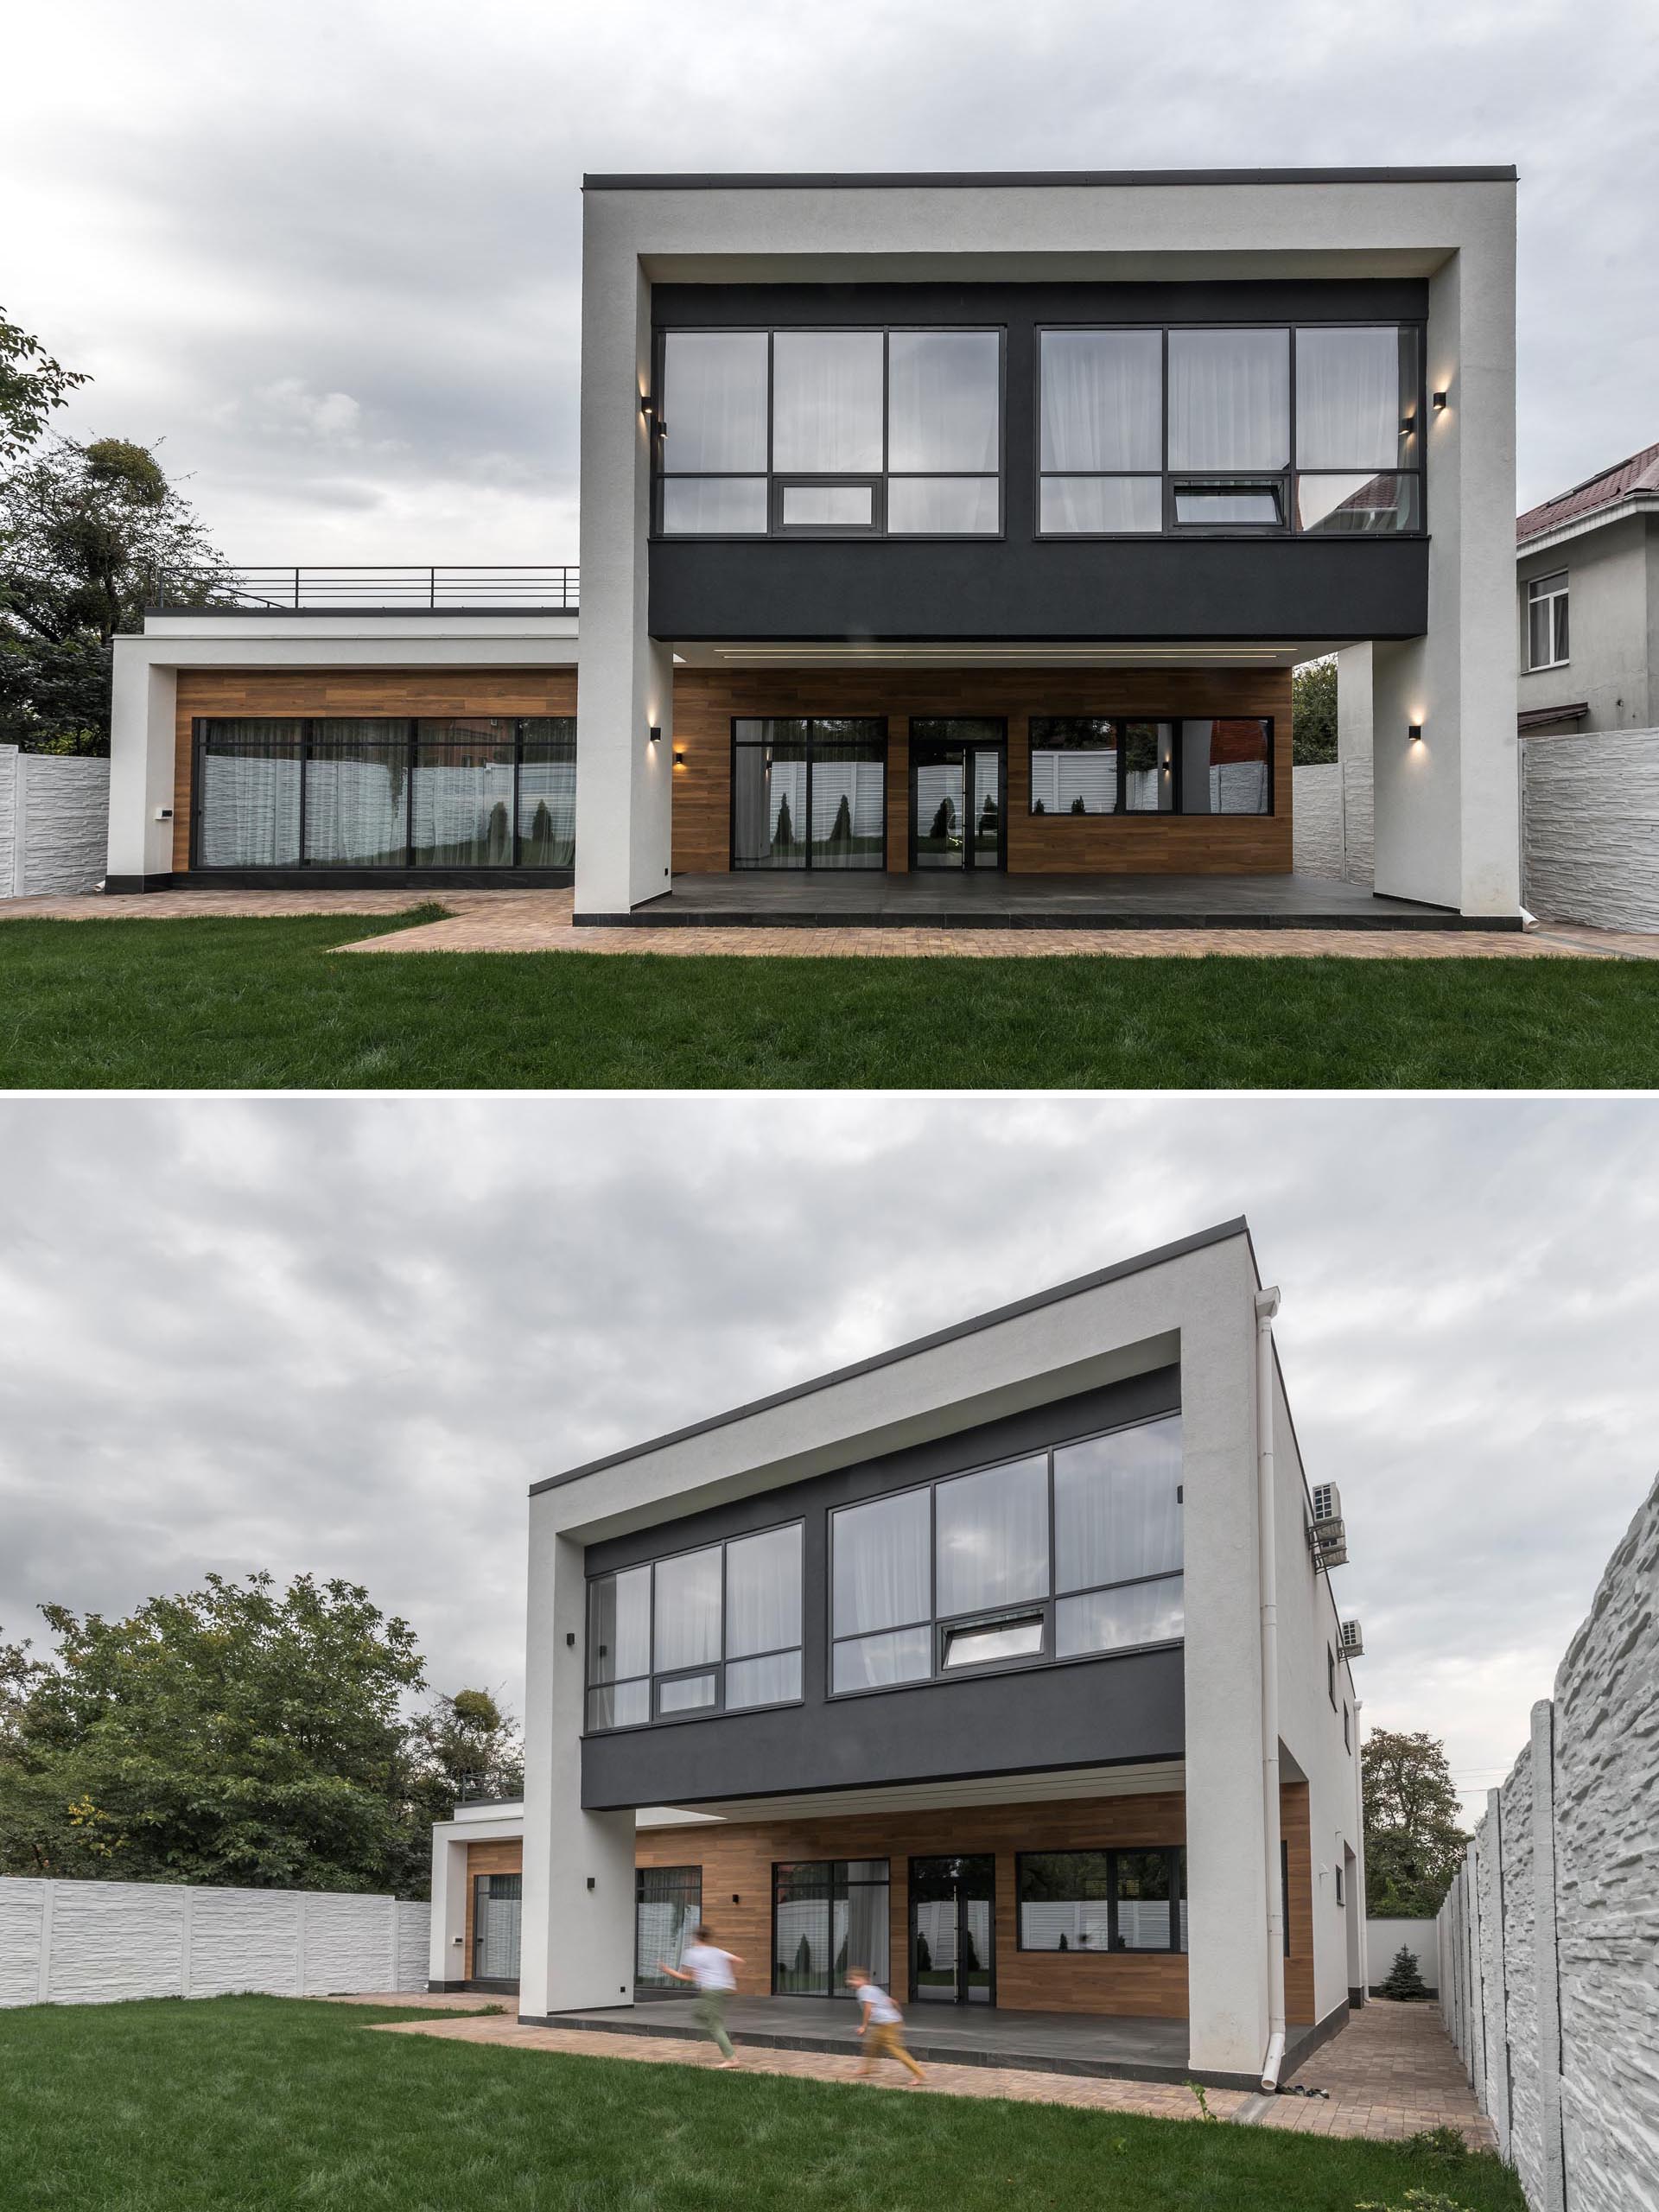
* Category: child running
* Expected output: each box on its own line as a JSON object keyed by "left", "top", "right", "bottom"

{"left": 659, "top": 1924, "right": 743, "bottom": 2068}
{"left": 848, "top": 1966, "right": 926, "bottom": 2085}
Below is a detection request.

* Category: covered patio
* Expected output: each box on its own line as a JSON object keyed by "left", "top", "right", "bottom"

{"left": 575, "top": 872, "right": 1522, "bottom": 932}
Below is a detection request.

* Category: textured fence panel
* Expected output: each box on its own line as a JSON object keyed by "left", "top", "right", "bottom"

{"left": 1367, "top": 1916, "right": 1440, "bottom": 1990}
{"left": 0, "top": 1876, "right": 429, "bottom": 2006}
{"left": 1440, "top": 1476, "right": 1659, "bottom": 2210}
{"left": 1292, "top": 763, "right": 1344, "bottom": 878}
{"left": 1522, "top": 728, "right": 1659, "bottom": 931}
{"left": 0, "top": 746, "right": 111, "bottom": 898}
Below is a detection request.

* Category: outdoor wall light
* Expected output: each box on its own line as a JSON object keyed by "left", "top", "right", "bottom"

{"left": 648, "top": 725, "right": 662, "bottom": 745}
{"left": 732, "top": 1893, "right": 741, "bottom": 1905}
{"left": 639, "top": 394, "right": 664, "bottom": 435}
{"left": 565, "top": 1630, "right": 575, "bottom": 1647}
{"left": 1432, "top": 390, "right": 1448, "bottom": 411}
{"left": 1408, "top": 723, "right": 1423, "bottom": 743}
{"left": 586, "top": 1877, "right": 595, "bottom": 1891}
{"left": 673, "top": 748, "right": 686, "bottom": 766}
{"left": 1400, "top": 413, "right": 1416, "bottom": 434}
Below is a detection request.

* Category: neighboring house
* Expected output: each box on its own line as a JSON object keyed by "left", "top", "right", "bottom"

{"left": 1515, "top": 439, "right": 1659, "bottom": 735}
{"left": 106, "top": 166, "right": 1518, "bottom": 922}
{"left": 432, "top": 1220, "right": 1368, "bottom": 2088}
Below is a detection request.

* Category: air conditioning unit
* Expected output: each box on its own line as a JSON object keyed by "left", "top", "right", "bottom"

{"left": 1307, "top": 1481, "right": 1348, "bottom": 1572}
{"left": 1340, "top": 1618, "right": 1364, "bottom": 1660}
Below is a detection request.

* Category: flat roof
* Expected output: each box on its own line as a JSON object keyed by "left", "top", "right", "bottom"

{"left": 584, "top": 166, "right": 1516, "bottom": 193}
{"left": 531, "top": 1217, "right": 1252, "bottom": 1495}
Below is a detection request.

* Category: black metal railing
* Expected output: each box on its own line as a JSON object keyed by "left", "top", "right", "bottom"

{"left": 148, "top": 564, "right": 578, "bottom": 613}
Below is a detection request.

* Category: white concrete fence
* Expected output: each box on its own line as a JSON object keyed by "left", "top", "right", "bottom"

{"left": 1365, "top": 1916, "right": 1439, "bottom": 1993}
{"left": 1437, "top": 1475, "right": 1659, "bottom": 2212}
{"left": 0, "top": 1875, "right": 429, "bottom": 2006}
{"left": 0, "top": 745, "right": 111, "bottom": 897}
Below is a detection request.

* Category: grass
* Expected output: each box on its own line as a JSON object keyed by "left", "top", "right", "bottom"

{"left": 1, "top": 910, "right": 1656, "bottom": 1089}
{"left": 1, "top": 1994, "right": 1526, "bottom": 2212}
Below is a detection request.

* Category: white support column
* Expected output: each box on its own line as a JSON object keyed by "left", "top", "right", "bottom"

{"left": 36, "top": 1879, "right": 54, "bottom": 2003}
{"left": 429, "top": 1834, "right": 471, "bottom": 1988}
{"left": 1180, "top": 1249, "right": 1273, "bottom": 2080}
{"left": 106, "top": 645, "right": 178, "bottom": 887}
{"left": 518, "top": 1508, "right": 637, "bottom": 2019}
{"left": 1335, "top": 643, "right": 1375, "bottom": 889}
{"left": 574, "top": 198, "right": 674, "bottom": 916}
{"left": 180, "top": 1885, "right": 194, "bottom": 1999}
{"left": 1531, "top": 1698, "right": 1567, "bottom": 2212}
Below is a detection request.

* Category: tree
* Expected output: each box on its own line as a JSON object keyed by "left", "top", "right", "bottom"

{"left": 828, "top": 791, "right": 854, "bottom": 853}
{"left": 402, "top": 1688, "right": 524, "bottom": 1836}
{"left": 0, "top": 1573, "right": 426, "bottom": 1892}
{"left": 0, "top": 436, "right": 232, "bottom": 752}
{"left": 1380, "top": 1942, "right": 1430, "bottom": 2000}
{"left": 0, "top": 307, "right": 88, "bottom": 465}
{"left": 1363, "top": 1728, "right": 1468, "bottom": 1916}
{"left": 774, "top": 792, "right": 795, "bottom": 849}
{"left": 1293, "top": 658, "right": 1338, "bottom": 766}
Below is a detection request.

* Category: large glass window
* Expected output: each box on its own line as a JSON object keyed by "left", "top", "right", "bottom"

{"left": 773, "top": 1859, "right": 889, "bottom": 1997}
{"left": 197, "top": 721, "right": 302, "bottom": 868}
{"left": 1016, "top": 1848, "right": 1186, "bottom": 1954}
{"left": 472, "top": 1872, "right": 523, "bottom": 1981}
{"left": 1039, "top": 321, "right": 1424, "bottom": 537}
{"left": 732, "top": 718, "right": 886, "bottom": 871}
{"left": 194, "top": 717, "right": 576, "bottom": 873}
{"left": 636, "top": 1866, "right": 702, "bottom": 1993}
{"left": 659, "top": 327, "right": 1001, "bottom": 537}
{"left": 1030, "top": 718, "right": 1270, "bottom": 817}
{"left": 1526, "top": 572, "right": 1569, "bottom": 671}
{"left": 830, "top": 1414, "right": 1183, "bottom": 1697}
{"left": 586, "top": 1522, "right": 803, "bottom": 1732}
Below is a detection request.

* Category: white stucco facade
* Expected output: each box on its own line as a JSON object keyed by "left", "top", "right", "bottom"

{"left": 578, "top": 168, "right": 1518, "bottom": 918}
{"left": 518, "top": 1221, "right": 1360, "bottom": 2082}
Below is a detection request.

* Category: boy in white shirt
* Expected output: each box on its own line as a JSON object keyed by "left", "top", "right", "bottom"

{"left": 848, "top": 1966, "right": 925, "bottom": 2083}
{"left": 660, "top": 1923, "right": 742, "bottom": 2068}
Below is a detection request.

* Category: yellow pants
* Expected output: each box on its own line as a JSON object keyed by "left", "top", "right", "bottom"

{"left": 862, "top": 2022, "right": 925, "bottom": 2079}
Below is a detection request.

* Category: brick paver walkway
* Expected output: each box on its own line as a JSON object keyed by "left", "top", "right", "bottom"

{"left": 5, "top": 885, "right": 1651, "bottom": 962}
{"left": 346, "top": 1996, "right": 1490, "bottom": 2145}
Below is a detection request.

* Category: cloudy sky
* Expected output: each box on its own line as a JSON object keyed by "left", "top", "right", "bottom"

{"left": 5, "top": 0, "right": 1656, "bottom": 562}
{"left": 2, "top": 1093, "right": 1654, "bottom": 1823}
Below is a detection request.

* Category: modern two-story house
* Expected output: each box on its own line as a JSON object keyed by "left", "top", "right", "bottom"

{"left": 429, "top": 1220, "right": 1366, "bottom": 2089}
{"left": 105, "top": 166, "right": 1518, "bottom": 925}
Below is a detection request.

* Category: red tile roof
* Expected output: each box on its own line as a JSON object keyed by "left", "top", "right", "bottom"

{"left": 1518, "top": 440, "right": 1659, "bottom": 543}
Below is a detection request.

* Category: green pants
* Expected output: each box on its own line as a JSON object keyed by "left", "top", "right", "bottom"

{"left": 694, "top": 1992, "right": 734, "bottom": 2059}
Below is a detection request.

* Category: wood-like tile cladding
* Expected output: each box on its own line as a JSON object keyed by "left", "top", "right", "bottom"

{"left": 453, "top": 1780, "right": 1319, "bottom": 2024}
{"left": 668, "top": 667, "right": 1294, "bottom": 877}
{"left": 171, "top": 669, "right": 577, "bottom": 873}
{"left": 463, "top": 1837, "right": 525, "bottom": 1978}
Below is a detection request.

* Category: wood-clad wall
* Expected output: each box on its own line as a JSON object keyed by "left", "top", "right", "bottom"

{"left": 668, "top": 666, "right": 1294, "bottom": 877}
{"left": 463, "top": 1836, "right": 525, "bottom": 1978}
{"left": 171, "top": 668, "right": 577, "bottom": 873}
{"left": 455, "top": 1780, "right": 1319, "bottom": 2023}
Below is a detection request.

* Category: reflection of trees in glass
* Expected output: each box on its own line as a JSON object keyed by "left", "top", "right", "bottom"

{"left": 979, "top": 792, "right": 999, "bottom": 833}
{"left": 794, "top": 1932, "right": 813, "bottom": 1980}
{"left": 1071, "top": 793, "right": 1087, "bottom": 815}
{"left": 962, "top": 1922, "right": 981, "bottom": 1974}
{"left": 774, "top": 793, "right": 796, "bottom": 849}
{"left": 915, "top": 1930, "right": 932, "bottom": 1974}
{"left": 486, "top": 800, "right": 511, "bottom": 861}
{"left": 527, "top": 800, "right": 553, "bottom": 861}
{"left": 929, "top": 795, "right": 957, "bottom": 842}
{"left": 828, "top": 791, "right": 853, "bottom": 853}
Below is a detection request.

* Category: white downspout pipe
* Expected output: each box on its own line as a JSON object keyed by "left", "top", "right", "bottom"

{"left": 1353, "top": 1698, "right": 1368, "bottom": 2002}
{"left": 1255, "top": 1286, "right": 1287, "bottom": 2092}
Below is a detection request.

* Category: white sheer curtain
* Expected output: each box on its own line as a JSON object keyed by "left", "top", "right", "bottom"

{"left": 199, "top": 723, "right": 302, "bottom": 867}
{"left": 832, "top": 1490, "right": 930, "bottom": 1636}
{"left": 725, "top": 1524, "right": 802, "bottom": 1656}
{"left": 1295, "top": 326, "right": 1400, "bottom": 469}
{"left": 772, "top": 330, "right": 883, "bottom": 472}
{"left": 1168, "top": 328, "right": 1288, "bottom": 469}
{"left": 663, "top": 331, "right": 768, "bottom": 471}
{"left": 1040, "top": 329, "right": 1162, "bottom": 471}
{"left": 304, "top": 726, "right": 406, "bottom": 866}
{"left": 889, "top": 329, "right": 999, "bottom": 471}
{"left": 653, "top": 1546, "right": 721, "bottom": 1673}
{"left": 1053, "top": 1414, "right": 1183, "bottom": 1592}
{"left": 935, "top": 1456, "right": 1049, "bottom": 1617}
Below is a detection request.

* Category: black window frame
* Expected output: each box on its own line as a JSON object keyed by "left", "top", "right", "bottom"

{"left": 827, "top": 1409, "right": 1184, "bottom": 1705}
{"left": 729, "top": 715, "right": 889, "bottom": 873}
{"left": 190, "top": 715, "right": 576, "bottom": 874}
{"left": 771, "top": 1857, "right": 892, "bottom": 1998}
{"left": 1028, "top": 715, "right": 1274, "bottom": 820}
{"left": 635, "top": 1863, "right": 702, "bottom": 1994}
{"left": 1014, "top": 1846, "right": 1187, "bottom": 1955}
{"left": 1033, "top": 316, "right": 1427, "bottom": 542}
{"left": 653, "top": 323, "right": 1007, "bottom": 544}
{"left": 583, "top": 1517, "right": 806, "bottom": 1737}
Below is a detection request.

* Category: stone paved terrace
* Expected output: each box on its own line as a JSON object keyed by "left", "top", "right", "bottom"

{"left": 340, "top": 1995, "right": 1494, "bottom": 2146}
{"left": 1, "top": 886, "right": 1653, "bottom": 962}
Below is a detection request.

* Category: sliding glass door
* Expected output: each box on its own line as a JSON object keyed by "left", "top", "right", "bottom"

{"left": 731, "top": 719, "right": 887, "bottom": 870}
{"left": 910, "top": 719, "right": 1006, "bottom": 871}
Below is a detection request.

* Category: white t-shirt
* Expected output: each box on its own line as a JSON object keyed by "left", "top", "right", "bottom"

{"left": 857, "top": 1981, "right": 902, "bottom": 2026}
{"left": 681, "top": 1942, "right": 736, "bottom": 1993}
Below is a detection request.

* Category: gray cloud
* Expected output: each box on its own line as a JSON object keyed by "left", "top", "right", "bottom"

{"left": 1, "top": 1095, "right": 1655, "bottom": 1824}
{"left": 7, "top": 0, "right": 1657, "bottom": 557}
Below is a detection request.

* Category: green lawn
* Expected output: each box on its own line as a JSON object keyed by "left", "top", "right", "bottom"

{"left": 3, "top": 1995, "right": 1523, "bottom": 2212}
{"left": 2, "top": 911, "right": 1656, "bottom": 1088}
